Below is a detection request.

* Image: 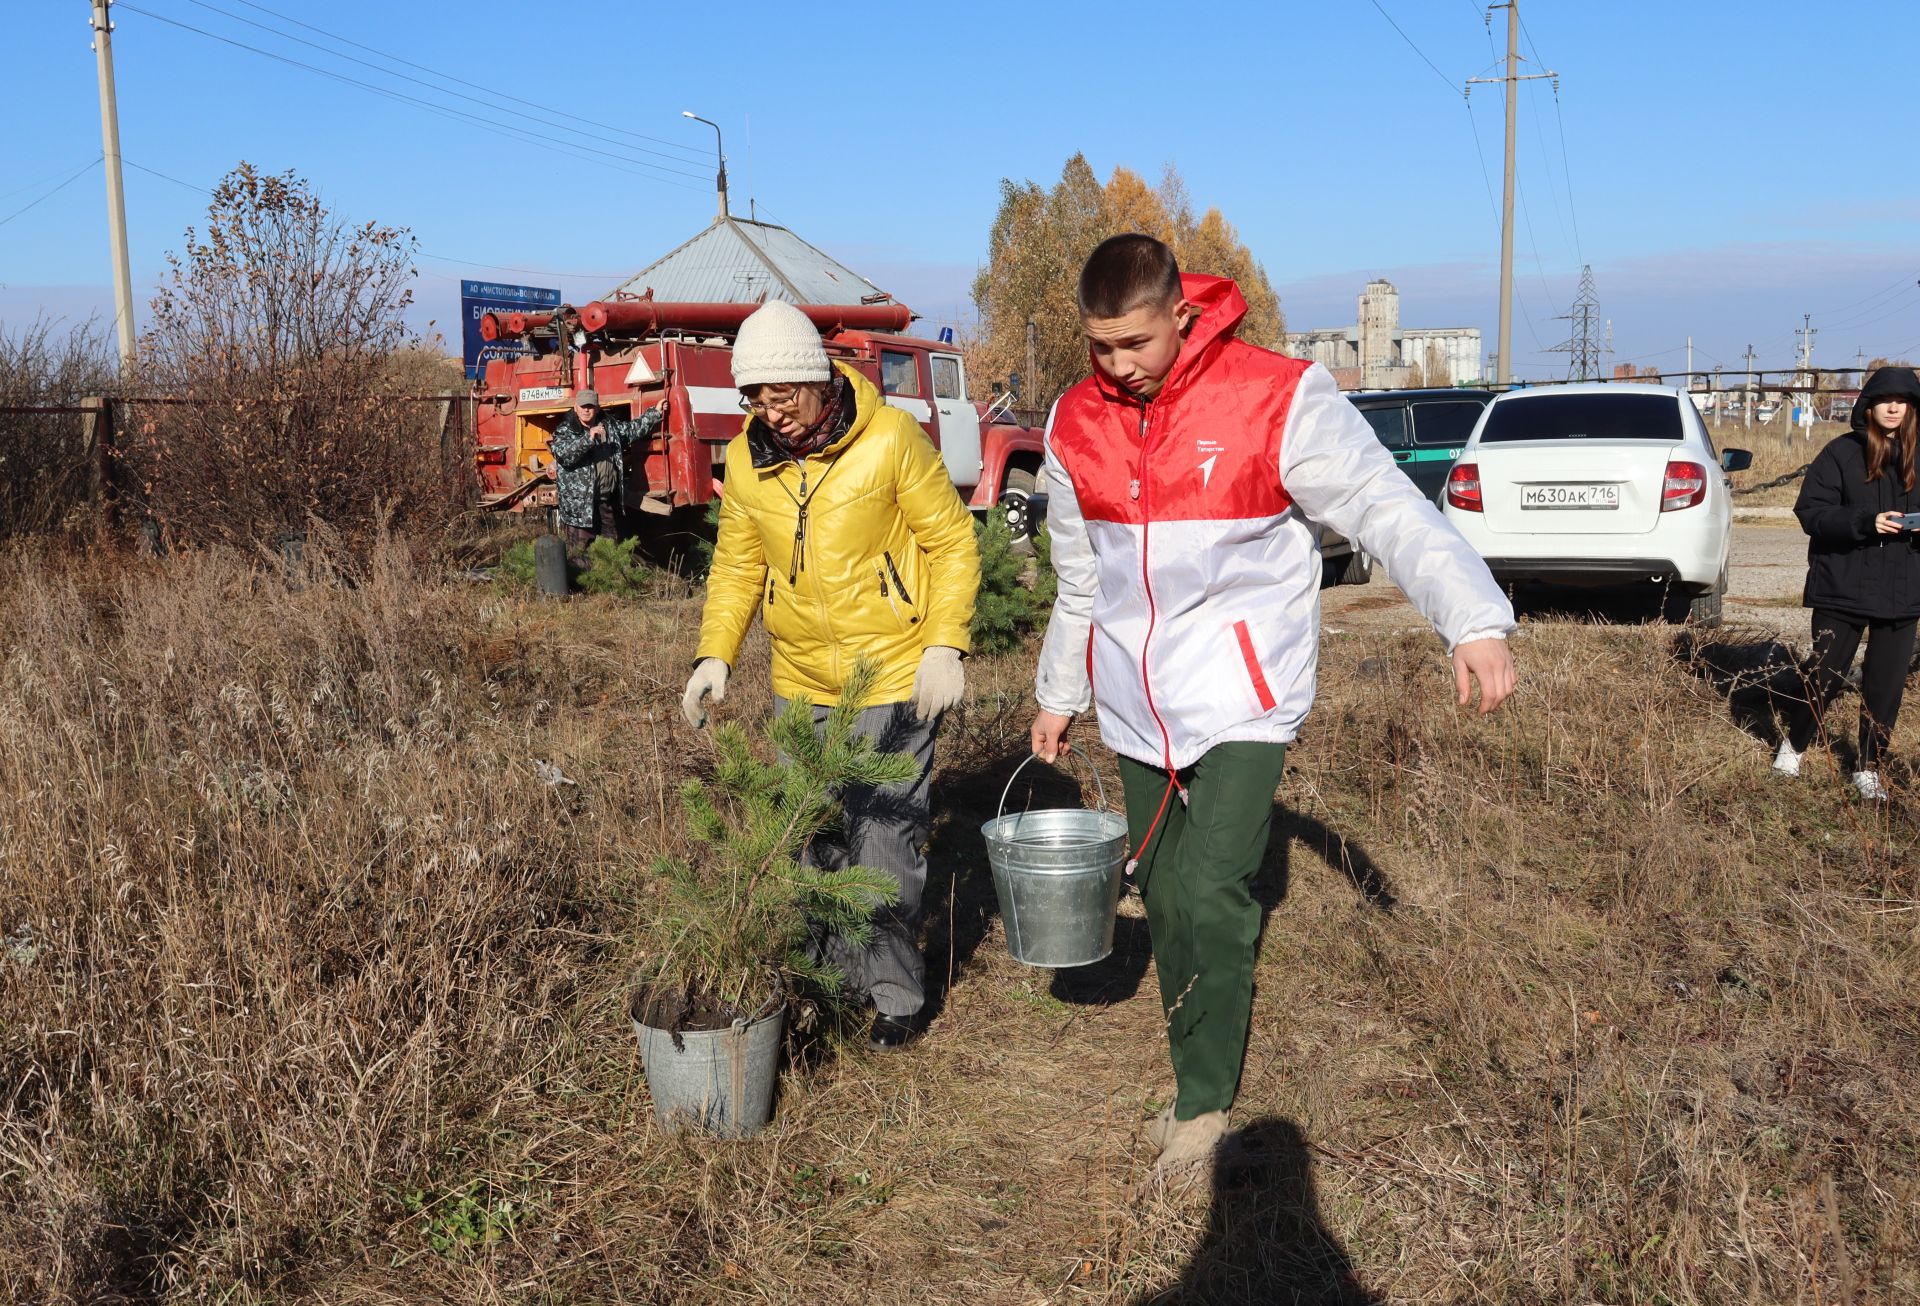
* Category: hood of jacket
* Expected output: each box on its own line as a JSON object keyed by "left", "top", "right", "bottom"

{"left": 1851, "top": 365, "right": 1920, "bottom": 431}
{"left": 1089, "top": 273, "right": 1248, "bottom": 409}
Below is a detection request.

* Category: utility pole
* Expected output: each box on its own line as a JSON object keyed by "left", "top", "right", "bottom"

{"left": 1794, "top": 313, "right": 1818, "bottom": 438}
{"left": 90, "top": 0, "right": 137, "bottom": 372}
{"left": 1685, "top": 336, "right": 1693, "bottom": 391}
{"left": 1468, "top": 3, "right": 1555, "bottom": 386}
{"left": 1712, "top": 364, "right": 1722, "bottom": 427}
{"left": 1744, "top": 343, "right": 1756, "bottom": 430}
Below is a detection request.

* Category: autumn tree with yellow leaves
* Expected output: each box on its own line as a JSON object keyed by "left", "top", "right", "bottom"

{"left": 968, "top": 155, "right": 1285, "bottom": 416}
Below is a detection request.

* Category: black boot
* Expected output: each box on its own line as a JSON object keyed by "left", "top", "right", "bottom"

{"left": 866, "top": 1010, "right": 922, "bottom": 1051}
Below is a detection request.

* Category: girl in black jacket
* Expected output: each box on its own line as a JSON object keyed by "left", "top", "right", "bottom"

{"left": 1777, "top": 366, "right": 1920, "bottom": 798}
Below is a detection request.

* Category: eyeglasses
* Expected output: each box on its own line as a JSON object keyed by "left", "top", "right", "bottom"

{"left": 738, "top": 386, "right": 806, "bottom": 416}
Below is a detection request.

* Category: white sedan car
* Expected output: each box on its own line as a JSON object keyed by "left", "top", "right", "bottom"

{"left": 1440, "top": 384, "right": 1753, "bottom": 625}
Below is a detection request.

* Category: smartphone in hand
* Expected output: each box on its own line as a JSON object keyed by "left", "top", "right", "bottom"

{"left": 1896, "top": 512, "right": 1920, "bottom": 531}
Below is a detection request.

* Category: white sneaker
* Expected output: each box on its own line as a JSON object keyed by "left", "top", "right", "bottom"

{"left": 1853, "top": 771, "right": 1888, "bottom": 801}
{"left": 1773, "top": 742, "right": 1803, "bottom": 777}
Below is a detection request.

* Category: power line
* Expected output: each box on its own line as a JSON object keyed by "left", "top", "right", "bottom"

{"left": 1517, "top": 9, "right": 1583, "bottom": 266}
{"left": 126, "top": 157, "right": 632, "bottom": 284}
{"left": 122, "top": 158, "right": 210, "bottom": 194}
{"left": 223, "top": 0, "right": 707, "bottom": 161}
{"left": 0, "top": 157, "right": 104, "bottom": 205}
{"left": 0, "top": 158, "right": 102, "bottom": 230}
{"left": 1513, "top": 174, "right": 1554, "bottom": 348}
{"left": 113, "top": 5, "right": 708, "bottom": 192}
{"left": 1364, "top": 0, "right": 1457, "bottom": 91}
{"left": 1523, "top": 82, "right": 1573, "bottom": 266}
{"left": 1816, "top": 273, "right": 1920, "bottom": 322}
{"left": 178, "top": 0, "right": 708, "bottom": 173}
{"left": 1546, "top": 83, "right": 1583, "bottom": 264}
{"left": 1822, "top": 288, "right": 1920, "bottom": 336}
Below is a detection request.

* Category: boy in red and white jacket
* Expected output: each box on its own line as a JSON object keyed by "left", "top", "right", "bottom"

{"left": 1030, "top": 235, "right": 1516, "bottom": 1176}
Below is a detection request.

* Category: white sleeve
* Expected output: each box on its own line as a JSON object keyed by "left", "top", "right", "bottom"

{"left": 1279, "top": 364, "right": 1515, "bottom": 651}
{"left": 1033, "top": 401, "right": 1096, "bottom": 714}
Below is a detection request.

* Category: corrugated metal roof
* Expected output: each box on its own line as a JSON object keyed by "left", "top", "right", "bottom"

{"left": 604, "top": 216, "right": 892, "bottom": 306}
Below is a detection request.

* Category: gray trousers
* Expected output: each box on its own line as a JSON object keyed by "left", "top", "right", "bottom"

{"left": 778, "top": 697, "right": 938, "bottom": 1017}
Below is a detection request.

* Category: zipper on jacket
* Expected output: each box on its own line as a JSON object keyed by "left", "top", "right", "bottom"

{"left": 788, "top": 460, "right": 810, "bottom": 584}
{"left": 1132, "top": 402, "right": 1178, "bottom": 777}
{"left": 883, "top": 551, "right": 916, "bottom": 611}
{"left": 877, "top": 562, "right": 906, "bottom": 626}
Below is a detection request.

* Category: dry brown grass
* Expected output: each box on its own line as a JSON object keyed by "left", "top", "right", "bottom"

{"left": 1725, "top": 420, "right": 1846, "bottom": 508}
{"left": 2, "top": 538, "right": 1915, "bottom": 1303}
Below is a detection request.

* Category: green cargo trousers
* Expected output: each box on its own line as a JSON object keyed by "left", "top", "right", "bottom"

{"left": 1117, "top": 741, "right": 1289, "bottom": 1120}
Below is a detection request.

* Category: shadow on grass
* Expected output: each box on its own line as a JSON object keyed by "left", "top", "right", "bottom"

{"left": 1133, "top": 1117, "right": 1381, "bottom": 1305}
{"left": 923, "top": 711, "right": 1402, "bottom": 1020}
{"left": 1671, "top": 629, "right": 1830, "bottom": 757}
{"left": 1510, "top": 579, "right": 1668, "bottom": 627}
{"left": 920, "top": 699, "right": 1088, "bottom": 1026}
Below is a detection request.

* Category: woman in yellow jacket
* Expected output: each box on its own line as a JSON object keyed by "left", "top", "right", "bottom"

{"left": 682, "top": 301, "right": 981, "bottom": 1049}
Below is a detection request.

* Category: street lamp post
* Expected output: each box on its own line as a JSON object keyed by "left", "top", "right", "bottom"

{"left": 681, "top": 111, "right": 728, "bottom": 220}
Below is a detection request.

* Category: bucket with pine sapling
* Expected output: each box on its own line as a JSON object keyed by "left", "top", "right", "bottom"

{"left": 980, "top": 748, "right": 1129, "bottom": 967}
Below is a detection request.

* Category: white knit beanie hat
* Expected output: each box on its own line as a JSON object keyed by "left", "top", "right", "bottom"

{"left": 731, "top": 301, "right": 831, "bottom": 387}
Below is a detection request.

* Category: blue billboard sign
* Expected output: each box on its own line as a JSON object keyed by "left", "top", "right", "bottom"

{"left": 460, "top": 279, "right": 562, "bottom": 381}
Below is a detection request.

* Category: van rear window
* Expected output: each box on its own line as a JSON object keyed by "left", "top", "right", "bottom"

{"left": 1411, "top": 400, "right": 1487, "bottom": 446}
{"left": 1480, "top": 393, "right": 1682, "bottom": 442}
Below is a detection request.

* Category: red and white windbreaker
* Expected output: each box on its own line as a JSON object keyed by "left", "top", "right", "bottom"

{"left": 1035, "top": 274, "right": 1514, "bottom": 771}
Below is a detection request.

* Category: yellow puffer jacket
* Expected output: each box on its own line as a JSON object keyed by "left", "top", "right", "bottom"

{"left": 695, "top": 362, "right": 981, "bottom": 706}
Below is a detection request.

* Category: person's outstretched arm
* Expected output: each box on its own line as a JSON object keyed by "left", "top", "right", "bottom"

{"left": 1279, "top": 364, "right": 1517, "bottom": 713}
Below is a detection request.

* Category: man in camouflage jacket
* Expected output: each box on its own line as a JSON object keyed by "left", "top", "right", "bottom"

{"left": 549, "top": 389, "right": 666, "bottom": 555}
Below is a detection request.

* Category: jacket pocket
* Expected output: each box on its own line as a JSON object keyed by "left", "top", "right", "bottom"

{"left": 1232, "top": 620, "right": 1277, "bottom": 713}
{"left": 882, "top": 551, "right": 921, "bottom": 629}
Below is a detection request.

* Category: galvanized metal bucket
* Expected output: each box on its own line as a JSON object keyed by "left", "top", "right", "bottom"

{"left": 981, "top": 751, "right": 1130, "bottom": 968}
{"left": 633, "top": 996, "right": 784, "bottom": 1137}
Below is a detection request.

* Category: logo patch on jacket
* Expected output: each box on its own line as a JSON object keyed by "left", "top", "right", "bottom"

{"left": 1196, "top": 439, "right": 1226, "bottom": 488}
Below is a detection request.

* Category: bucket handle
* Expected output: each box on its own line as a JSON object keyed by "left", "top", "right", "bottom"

{"left": 997, "top": 747, "right": 1110, "bottom": 824}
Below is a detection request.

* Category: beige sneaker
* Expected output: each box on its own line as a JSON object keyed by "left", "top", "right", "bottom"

{"left": 1144, "top": 1102, "right": 1177, "bottom": 1154}
{"left": 1153, "top": 1109, "right": 1230, "bottom": 1178}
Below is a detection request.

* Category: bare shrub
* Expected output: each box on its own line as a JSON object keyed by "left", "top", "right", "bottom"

{"left": 117, "top": 163, "right": 468, "bottom": 549}
{"left": 0, "top": 317, "right": 118, "bottom": 538}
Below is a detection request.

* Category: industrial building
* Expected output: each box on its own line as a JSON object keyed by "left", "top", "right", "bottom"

{"left": 1284, "top": 279, "right": 1483, "bottom": 390}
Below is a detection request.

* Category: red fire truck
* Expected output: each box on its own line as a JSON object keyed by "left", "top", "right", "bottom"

{"left": 472, "top": 295, "right": 1047, "bottom": 541}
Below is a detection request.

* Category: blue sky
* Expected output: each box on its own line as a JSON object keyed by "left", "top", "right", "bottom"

{"left": 6, "top": 0, "right": 1918, "bottom": 381}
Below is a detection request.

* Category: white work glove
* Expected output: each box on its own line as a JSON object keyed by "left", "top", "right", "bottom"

{"left": 912, "top": 646, "right": 965, "bottom": 721}
{"left": 681, "top": 658, "right": 729, "bottom": 729}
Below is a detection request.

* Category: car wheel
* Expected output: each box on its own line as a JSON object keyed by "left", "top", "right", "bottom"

{"left": 1320, "top": 551, "right": 1371, "bottom": 589}
{"left": 1663, "top": 569, "right": 1726, "bottom": 628}
{"left": 998, "top": 467, "right": 1037, "bottom": 552}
